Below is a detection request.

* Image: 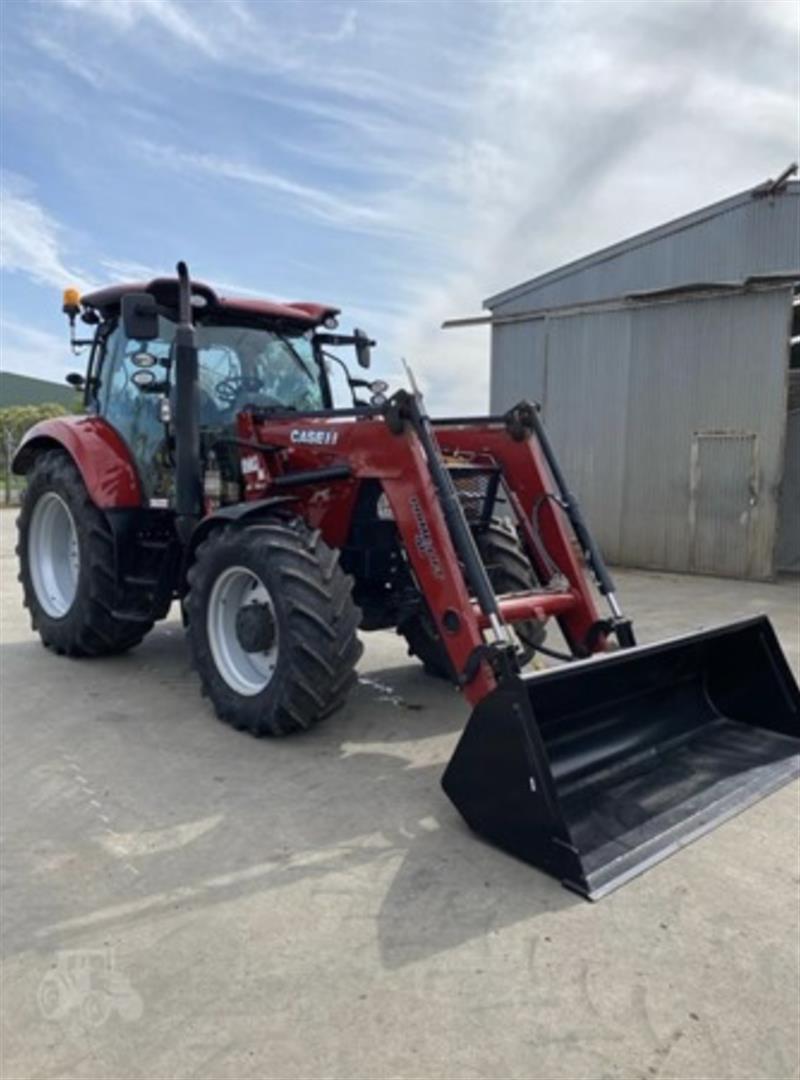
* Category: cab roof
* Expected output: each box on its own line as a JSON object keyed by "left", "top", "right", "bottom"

{"left": 80, "top": 277, "right": 340, "bottom": 328}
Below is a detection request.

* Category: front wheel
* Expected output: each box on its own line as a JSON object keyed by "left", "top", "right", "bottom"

{"left": 185, "top": 518, "right": 362, "bottom": 736}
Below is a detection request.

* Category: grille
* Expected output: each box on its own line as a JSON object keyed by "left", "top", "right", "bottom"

{"left": 450, "top": 468, "right": 494, "bottom": 520}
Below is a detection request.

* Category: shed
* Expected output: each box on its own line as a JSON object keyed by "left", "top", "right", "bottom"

{"left": 483, "top": 177, "right": 799, "bottom": 580}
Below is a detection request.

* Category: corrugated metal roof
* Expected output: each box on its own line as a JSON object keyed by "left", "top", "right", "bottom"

{"left": 484, "top": 179, "right": 800, "bottom": 314}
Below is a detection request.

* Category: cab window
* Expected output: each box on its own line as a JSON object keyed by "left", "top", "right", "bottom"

{"left": 99, "top": 322, "right": 171, "bottom": 499}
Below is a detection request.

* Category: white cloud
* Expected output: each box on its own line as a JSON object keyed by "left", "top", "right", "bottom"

{"left": 0, "top": 177, "right": 94, "bottom": 292}
{"left": 59, "top": 0, "right": 217, "bottom": 54}
{"left": 10, "top": 0, "right": 799, "bottom": 414}
{"left": 388, "top": 0, "right": 800, "bottom": 411}
{"left": 98, "top": 257, "right": 270, "bottom": 299}
{"left": 97, "top": 256, "right": 165, "bottom": 282}
{"left": 56, "top": 0, "right": 468, "bottom": 116}
{"left": 31, "top": 35, "right": 106, "bottom": 89}
{"left": 0, "top": 319, "right": 73, "bottom": 383}
{"left": 135, "top": 139, "right": 406, "bottom": 237}
{"left": 308, "top": 6, "right": 357, "bottom": 44}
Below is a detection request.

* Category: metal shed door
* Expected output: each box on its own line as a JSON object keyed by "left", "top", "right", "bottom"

{"left": 689, "top": 432, "right": 758, "bottom": 577}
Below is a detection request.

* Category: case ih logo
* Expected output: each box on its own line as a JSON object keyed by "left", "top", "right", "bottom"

{"left": 409, "top": 495, "right": 444, "bottom": 580}
{"left": 290, "top": 429, "right": 339, "bottom": 446}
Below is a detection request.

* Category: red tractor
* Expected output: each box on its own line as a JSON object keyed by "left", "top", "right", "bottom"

{"left": 14, "top": 263, "right": 799, "bottom": 898}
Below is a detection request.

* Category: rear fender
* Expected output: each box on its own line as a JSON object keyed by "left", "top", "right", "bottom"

{"left": 12, "top": 416, "right": 143, "bottom": 508}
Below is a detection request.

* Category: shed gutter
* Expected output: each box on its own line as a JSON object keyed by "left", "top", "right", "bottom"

{"left": 443, "top": 277, "right": 799, "bottom": 330}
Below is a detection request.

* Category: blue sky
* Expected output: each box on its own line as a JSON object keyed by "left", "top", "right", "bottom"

{"left": 1, "top": 0, "right": 797, "bottom": 410}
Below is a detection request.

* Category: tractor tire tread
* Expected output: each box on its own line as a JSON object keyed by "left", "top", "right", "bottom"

{"left": 16, "top": 450, "right": 153, "bottom": 658}
{"left": 400, "top": 516, "right": 545, "bottom": 680}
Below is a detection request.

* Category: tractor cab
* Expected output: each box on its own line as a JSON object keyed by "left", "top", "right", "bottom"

{"left": 63, "top": 276, "right": 377, "bottom": 502}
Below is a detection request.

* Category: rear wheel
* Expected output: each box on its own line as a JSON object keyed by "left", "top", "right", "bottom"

{"left": 185, "top": 518, "right": 362, "bottom": 736}
{"left": 399, "top": 517, "right": 545, "bottom": 679}
{"left": 17, "top": 451, "right": 153, "bottom": 656}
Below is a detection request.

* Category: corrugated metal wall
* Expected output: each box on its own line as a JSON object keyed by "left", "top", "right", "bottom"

{"left": 489, "top": 186, "right": 800, "bottom": 315}
{"left": 490, "top": 286, "right": 794, "bottom": 579}
{"left": 489, "top": 319, "right": 548, "bottom": 406}
{"left": 776, "top": 405, "right": 800, "bottom": 573}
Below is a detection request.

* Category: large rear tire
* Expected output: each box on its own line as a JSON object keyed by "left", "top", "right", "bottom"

{"left": 17, "top": 451, "right": 153, "bottom": 656}
{"left": 399, "top": 517, "right": 545, "bottom": 680}
{"left": 185, "top": 518, "right": 362, "bottom": 736}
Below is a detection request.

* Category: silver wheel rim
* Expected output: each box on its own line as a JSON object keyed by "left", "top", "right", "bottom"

{"left": 28, "top": 492, "right": 80, "bottom": 618}
{"left": 207, "top": 566, "right": 279, "bottom": 696}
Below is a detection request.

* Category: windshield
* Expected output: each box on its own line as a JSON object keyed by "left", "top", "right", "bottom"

{"left": 194, "top": 323, "right": 324, "bottom": 413}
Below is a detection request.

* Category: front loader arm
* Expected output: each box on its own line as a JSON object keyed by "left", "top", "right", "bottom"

{"left": 433, "top": 416, "right": 606, "bottom": 655}
{"left": 380, "top": 440, "right": 498, "bottom": 703}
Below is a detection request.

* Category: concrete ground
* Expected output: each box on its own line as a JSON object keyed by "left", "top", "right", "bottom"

{"left": 1, "top": 506, "right": 798, "bottom": 1080}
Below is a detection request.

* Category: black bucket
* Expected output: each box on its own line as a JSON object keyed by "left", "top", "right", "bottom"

{"left": 442, "top": 616, "right": 800, "bottom": 899}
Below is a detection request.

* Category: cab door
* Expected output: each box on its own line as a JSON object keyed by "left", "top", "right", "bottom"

{"left": 97, "top": 321, "right": 174, "bottom": 501}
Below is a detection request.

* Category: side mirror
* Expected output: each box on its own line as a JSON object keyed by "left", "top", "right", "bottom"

{"left": 354, "top": 328, "right": 372, "bottom": 369}
{"left": 122, "top": 292, "right": 159, "bottom": 342}
{"left": 65, "top": 372, "right": 85, "bottom": 389}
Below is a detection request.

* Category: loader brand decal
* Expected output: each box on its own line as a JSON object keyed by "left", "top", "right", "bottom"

{"left": 290, "top": 428, "right": 339, "bottom": 446}
{"left": 241, "top": 454, "right": 267, "bottom": 482}
{"left": 409, "top": 495, "right": 444, "bottom": 580}
{"left": 240, "top": 454, "right": 262, "bottom": 475}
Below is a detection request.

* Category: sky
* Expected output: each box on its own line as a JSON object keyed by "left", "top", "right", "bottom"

{"left": 1, "top": 0, "right": 798, "bottom": 411}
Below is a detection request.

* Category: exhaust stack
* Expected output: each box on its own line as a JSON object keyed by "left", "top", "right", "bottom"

{"left": 173, "top": 261, "right": 202, "bottom": 541}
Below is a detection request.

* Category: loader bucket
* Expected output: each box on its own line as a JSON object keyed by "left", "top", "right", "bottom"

{"left": 442, "top": 616, "right": 800, "bottom": 899}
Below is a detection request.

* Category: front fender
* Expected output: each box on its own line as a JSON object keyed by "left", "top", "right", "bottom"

{"left": 12, "top": 416, "right": 143, "bottom": 509}
{"left": 185, "top": 496, "right": 297, "bottom": 553}
{"left": 179, "top": 497, "right": 297, "bottom": 595}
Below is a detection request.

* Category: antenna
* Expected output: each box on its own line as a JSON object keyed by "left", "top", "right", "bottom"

{"left": 401, "top": 357, "right": 423, "bottom": 399}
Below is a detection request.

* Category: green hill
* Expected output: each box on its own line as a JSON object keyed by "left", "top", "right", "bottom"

{"left": 0, "top": 372, "right": 80, "bottom": 409}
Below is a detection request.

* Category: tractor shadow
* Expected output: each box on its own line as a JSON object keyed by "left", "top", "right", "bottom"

{"left": 1, "top": 628, "right": 578, "bottom": 968}
{"left": 332, "top": 669, "right": 577, "bottom": 967}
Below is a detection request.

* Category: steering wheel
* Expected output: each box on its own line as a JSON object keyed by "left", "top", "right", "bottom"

{"left": 214, "top": 375, "right": 264, "bottom": 406}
